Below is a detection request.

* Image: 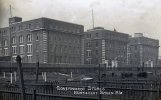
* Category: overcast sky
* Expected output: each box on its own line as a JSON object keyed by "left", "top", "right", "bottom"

{"left": 0, "top": 0, "right": 161, "bottom": 55}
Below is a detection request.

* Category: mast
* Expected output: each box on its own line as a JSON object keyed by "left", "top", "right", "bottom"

{"left": 92, "top": 8, "right": 95, "bottom": 29}
{"left": 10, "top": 5, "right": 12, "bottom": 18}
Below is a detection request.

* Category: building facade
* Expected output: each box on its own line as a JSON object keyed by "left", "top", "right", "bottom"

{"left": 84, "top": 27, "right": 129, "bottom": 67}
{"left": 128, "top": 33, "right": 159, "bottom": 67}
{"left": 0, "top": 17, "right": 84, "bottom": 64}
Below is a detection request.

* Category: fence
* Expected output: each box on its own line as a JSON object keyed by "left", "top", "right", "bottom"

{"left": 0, "top": 83, "right": 161, "bottom": 100}
{"left": 0, "top": 87, "right": 98, "bottom": 100}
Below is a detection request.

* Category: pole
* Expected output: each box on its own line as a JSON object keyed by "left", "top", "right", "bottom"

{"left": 98, "top": 64, "right": 101, "bottom": 100}
{"left": 10, "top": 73, "right": 13, "bottom": 84}
{"left": 92, "top": 8, "right": 95, "bottom": 29}
{"left": 9, "top": 5, "right": 13, "bottom": 84}
{"left": 42, "top": 72, "right": 44, "bottom": 80}
{"left": 44, "top": 72, "right": 47, "bottom": 82}
{"left": 158, "top": 75, "right": 160, "bottom": 100}
{"left": 71, "top": 72, "right": 73, "bottom": 79}
{"left": 33, "top": 90, "right": 36, "bottom": 100}
{"left": 9, "top": 5, "right": 12, "bottom": 18}
{"left": 33, "top": 61, "right": 39, "bottom": 100}
{"left": 3, "top": 72, "right": 5, "bottom": 78}
{"left": 35, "top": 61, "right": 39, "bottom": 82}
{"left": 16, "top": 55, "right": 26, "bottom": 100}
{"left": 14, "top": 71, "right": 16, "bottom": 81}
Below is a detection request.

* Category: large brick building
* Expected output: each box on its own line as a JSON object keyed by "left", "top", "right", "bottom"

{"left": 128, "top": 33, "right": 159, "bottom": 67}
{"left": 84, "top": 27, "right": 129, "bottom": 67}
{"left": 0, "top": 17, "right": 84, "bottom": 64}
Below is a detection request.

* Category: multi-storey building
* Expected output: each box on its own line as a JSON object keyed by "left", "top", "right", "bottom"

{"left": 128, "top": 33, "right": 159, "bottom": 67}
{"left": 0, "top": 17, "right": 84, "bottom": 64}
{"left": 84, "top": 27, "right": 129, "bottom": 67}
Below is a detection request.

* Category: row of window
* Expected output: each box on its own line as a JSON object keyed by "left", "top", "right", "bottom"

{"left": 2, "top": 44, "right": 32, "bottom": 56}
{"left": 10, "top": 23, "right": 37, "bottom": 33}
{"left": 55, "top": 46, "right": 80, "bottom": 55}
{"left": 0, "top": 30, "right": 7, "bottom": 35}
{"left": 53, "top": 36, "right": 80, "bottom": 44}
{"left": 3, "top": 34, "right": 32, "bottom": 46}
{"left": 86, "top": 41, "right": 99, "bottom": 47}
{"left": 10, "top": 22, "right": 81, "bottom": 34}
{"left": 86, "top": 33, "right": 99, "bottom": 38}
{"left": 49, "top": 24, "right": 81, "bottom": 33}
{"left": 86, "top": 50, "right": 98, "bottom": 57}
{"left": 12, "top": 34, "right": 32, "bottom": 44}
{"left": 0, "top": 23, "right": 34, "bottom": 34}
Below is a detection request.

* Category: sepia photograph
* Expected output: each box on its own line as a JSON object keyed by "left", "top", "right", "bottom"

{"left": 0, "top": 0, "right": 161, "bottom": 100}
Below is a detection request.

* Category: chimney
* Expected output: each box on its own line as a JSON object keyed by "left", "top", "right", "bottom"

{"left": 9, "top": 17, "right": 22, "bottom": 25}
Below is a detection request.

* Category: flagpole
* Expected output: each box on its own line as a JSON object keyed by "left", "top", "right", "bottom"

{"left": 10, "top": 5, "right": 12, "bottom": 18}
{"left": 92, "top": 8, "right": 94, "bottom": 29}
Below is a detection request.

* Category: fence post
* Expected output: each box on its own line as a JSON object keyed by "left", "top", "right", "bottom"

{"left": 35, "top": 61, "right": 39, "bottom": 82}
{"left": 14, "top": 71, "right": 17, "bottom": 81}
{"left": 3, "top": 72, "right": 5, "bottom": 78}
{"left": 10, "top": 72, "right": 13, "bottom": 84}
{"left": 33, "top": 89, "right": 36, "bottom": 100}
{"left": 16, "top": 55, "right": 26, "bottom": 100}
{"left": 98, "top": 64, "right": 101, "bottom": 100}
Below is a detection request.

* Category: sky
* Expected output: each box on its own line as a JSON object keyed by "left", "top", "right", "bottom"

{"left": 0, "top": 0, "right": 161, "bottom": 54}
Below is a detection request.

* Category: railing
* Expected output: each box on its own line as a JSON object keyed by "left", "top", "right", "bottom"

{"left": 0, "top": 82, "right": 161, "bottom": 100}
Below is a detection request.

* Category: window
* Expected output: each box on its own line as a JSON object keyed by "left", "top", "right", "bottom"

{"left": 86, "top": 34, "right": 91, "bottom": 38}
{"left": 36, "top": 35, "right": 39, "bottom": 41}
{"left": 19, "top": 26, "right": 21, "bottom": 31}
{"left": 20, "top": 55, "right": 25, "bottom": 62}
{"left": 75, "top": 39, "right": 79, "bottom": 44}
{"left": 27, "top": 55, "right": 32, "bottom": 63}
{"left": 19, "top": 45, "right": 25, "bottom": 54}
{"left": 4, "top": 48, "right": 8, "bottom": 56}
{"left": 77, "top": 29, "right": 80, "bottom": 33}
{"left": 86, "top": 42, "right": 91, "bottom": 47}
{"left": 35, "top": 22, "right": 39, "bottom": 28}
{"left": 12, "top": 37, "right": 16, "bottom": 44}
{"left": 86, "top": 58, "right": 92, "bottom": 64}
{"left": 135, "top": 46, "right": 137, "bottom": 50}
{"left": 0, "top": 41, "right": 2, "bottom": 47}
{"left": 12, "top": 46, "right": 17, "bottom": 54}
{"left": 4, "top": 40, "right": 8, "bottom": 46}
{"left": 96, "top": 41, "right": 98, "bottom": 47}
{"left": 86, "top": 50, "right": 91, "bottom": 57}
{"left": 19, "top": 35, "right": 24, "bottom": 43}
{"left": 27, "top": 44, "right": 32, "bottom": 53}
{"left": 28, "top": 24, "right": 31, "bottom": 29}
{"left": 77, "top": 48, "right": 80, "bottom": 54}
{"left": 96, "top": 50, "right": 98, "bottom": 55}
{"left": 12, "top": 56, "right": 16, "bottom": 62}
{"left": 0, "top": 48, "right": 2, "bottom": 56}
{"left": 11, "top": 27, "right": 14, "bottom": 32}
{"left": 27, "top": 34, "right": 32, "bottom": 42}
{"left": 96, "top": 33, "right": 98, "bottom": 37}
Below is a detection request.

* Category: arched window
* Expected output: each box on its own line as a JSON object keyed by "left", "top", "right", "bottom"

{"left": 4, "top": 40, "right": 8, "bottom": 46}
{"left": 19, "top": 35, "right": 24, "bottom": 43}
{"left": 12, "top": 36, "right": 16, "bottom": 44}
{"left": 27, "top": 34, "right": 32, "bottom": 42}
